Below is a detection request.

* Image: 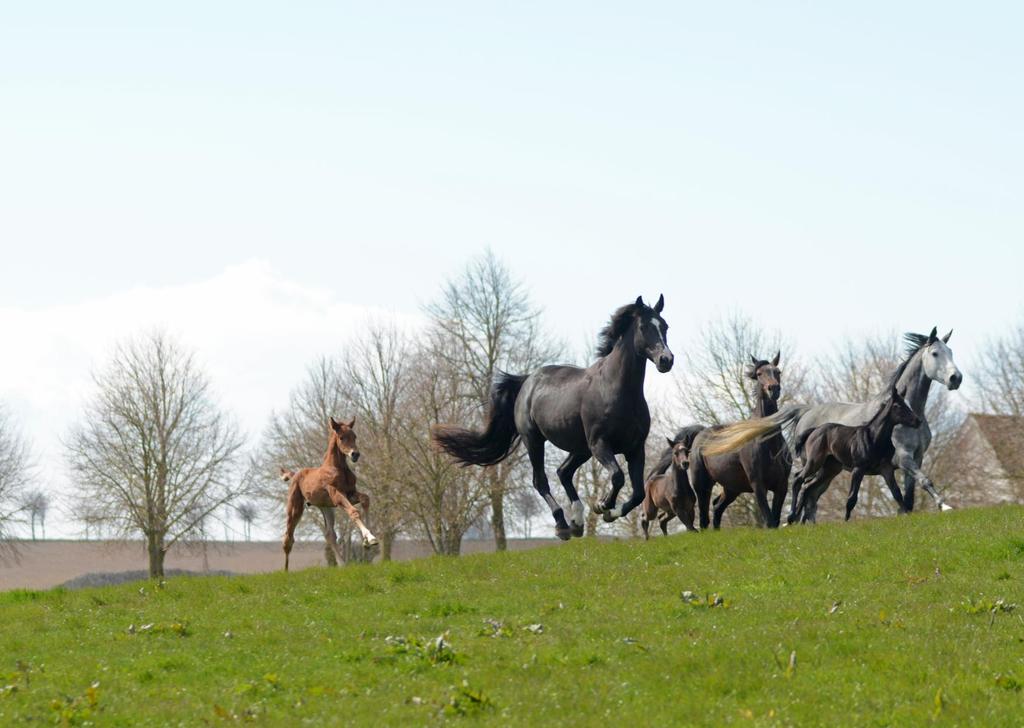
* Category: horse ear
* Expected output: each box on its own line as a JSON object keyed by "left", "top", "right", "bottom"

{"left": 666, "top": 437, "right": 675, "bottom": 448}
{"left": 772, "top": 351, "right": 781, "bottom": 366}
{"left": 942, "top": 329, "right": 953, "bottom": 343}
{"left": 635, "top": 295, "right": 644, "bottom": 307}
{"left": 329, "top": 417, "right": 341, "bottom": 431}
{"left": 654, "top": 294, "right": 664, "bottom": 313}
{"left": 927, "top": 327, "right": 938, "bottom": 343}
{"left": 347, "top": 417, "right": 356, "bottom": 428}
{"left": 749, "top": 354, "right": 759, "bottom": 365}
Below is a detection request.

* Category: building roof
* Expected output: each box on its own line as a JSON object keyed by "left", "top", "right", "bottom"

{"left": 970, "top": 414, "right": 1024, "bottom": 479}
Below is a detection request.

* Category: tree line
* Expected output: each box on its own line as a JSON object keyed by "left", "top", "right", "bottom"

{"left": 1, "top": 251, "right": 1022, "bottom": 575}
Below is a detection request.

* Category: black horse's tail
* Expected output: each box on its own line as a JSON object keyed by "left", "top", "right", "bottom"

{"left": 647, "top": 424, "right": 706, "bottom": 479}
{"left": 431, "top": 372, "right": 527, "bottom": 466}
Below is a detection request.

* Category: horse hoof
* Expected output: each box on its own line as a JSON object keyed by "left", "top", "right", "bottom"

{"left": 940, "top": 504, "right": 954, "bottom": 512}
{"left": 592, "top": 502, "right": 605, "bottom": 515}
{"left": 602, "top": 511, "right": 617, "bottom": 523}
{"left": 570, "top": 524, "right": 585, "bottom": 538}
{"left": 363, "top": 537, "right": 379, "bottom": 548}
{"left": 555, "top": 527, "right": 573, "bottom": 541}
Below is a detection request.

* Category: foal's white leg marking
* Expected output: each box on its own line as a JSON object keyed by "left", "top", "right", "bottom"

{"left": 543, "top": 493, "right": 561, "bottom": 513}
{"left": 608, "top": 507, "right": 623, "bottom": 519}
{"left": 569, "top": 500, "right": 585, "bottom": 526}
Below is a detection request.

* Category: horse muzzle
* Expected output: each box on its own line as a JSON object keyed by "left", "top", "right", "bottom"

{"left": 350, "top": 452, "right": 361, "bottom": 462}
{"left": 947, "top": 372, "right": 962, "bottom": 390}
{"left": 655, "top": 352, "right": 674, "bottom": 373}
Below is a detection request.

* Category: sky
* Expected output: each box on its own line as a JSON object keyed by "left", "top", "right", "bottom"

{"left": 1, "top": 2, "right": 1021, "bottom": 539}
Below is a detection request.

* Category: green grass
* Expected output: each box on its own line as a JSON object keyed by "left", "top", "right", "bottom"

{"left": 2, "top": 507, "right": 1023, "bottom": 726}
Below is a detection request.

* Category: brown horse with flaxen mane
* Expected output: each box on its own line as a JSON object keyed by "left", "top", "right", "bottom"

{"left": 281, "top": 417, "right": 377, "bottom": 570}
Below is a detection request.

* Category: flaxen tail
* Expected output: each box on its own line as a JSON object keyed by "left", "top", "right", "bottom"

{"left": 701, "top": 405, "right": 805, "bottom": 456}
{"left": 431, "top": 372, "right": 527, "bottom": 466}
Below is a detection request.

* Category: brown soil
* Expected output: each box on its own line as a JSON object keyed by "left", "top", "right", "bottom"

{"left": 0, "top": 538, "right": 563, "bottom": 591}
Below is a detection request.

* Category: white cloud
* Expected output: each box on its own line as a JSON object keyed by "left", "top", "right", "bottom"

{"left": 0, "top": 260, "right": 423, "bottom": 538}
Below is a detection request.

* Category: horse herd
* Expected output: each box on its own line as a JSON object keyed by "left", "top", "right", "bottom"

{"left": 280, "top": 295, "right": 962, "bottom": 567}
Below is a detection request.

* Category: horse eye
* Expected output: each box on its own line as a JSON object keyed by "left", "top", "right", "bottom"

{"left": 932, "top": 352, "right": 938, "bottom": 357}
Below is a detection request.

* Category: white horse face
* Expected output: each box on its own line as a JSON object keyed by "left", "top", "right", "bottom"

{"left": 922, "top": 335, "right": 963, "bottom": 390}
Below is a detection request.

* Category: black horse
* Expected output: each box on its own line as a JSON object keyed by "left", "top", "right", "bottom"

{"left": 431, "top": 296, "right": 674, "bottom": 539}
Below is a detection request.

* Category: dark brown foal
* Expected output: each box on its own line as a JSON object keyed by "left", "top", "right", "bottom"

{"left": 641, "top": 439, "right": 697, "bottom": 538}
{"left": 282, "top": 417, "right": 377, "bottom": 570}
{"left": 789, "top": 383, "right": 922, "bottom": 523}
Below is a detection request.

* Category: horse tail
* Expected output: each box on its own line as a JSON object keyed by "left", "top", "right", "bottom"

{"left": 279, "top": 466, "right": 296, "bottom": 483}
{"left": 431, "top": 372, "right": 527, "bottom": 466}
{"left": 700, "top": 406, "right": 804, "bottom": 457}
{"left": 647, "top": 424, "right": 706, "bottom": 480}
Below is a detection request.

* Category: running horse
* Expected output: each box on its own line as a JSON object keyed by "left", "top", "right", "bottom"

{"left": 432, "top": 296, "right": 674, "bottom": 539}
{"left": 281, "top": 417, "right": 378, "bottom": 570}
{"left": 702, "top": 329, "right": 962, "bottom": 517}
{"left": 687, "top": 353, "right": 791, "bottom": 528}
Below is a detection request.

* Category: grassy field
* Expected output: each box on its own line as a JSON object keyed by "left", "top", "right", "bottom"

{"left": 1, "top": 506, "right": 1022, "bottom": 726}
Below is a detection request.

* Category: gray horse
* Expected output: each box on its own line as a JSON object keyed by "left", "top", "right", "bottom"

{"left": 703, "top": 328, "right": 962, "bottom": 519}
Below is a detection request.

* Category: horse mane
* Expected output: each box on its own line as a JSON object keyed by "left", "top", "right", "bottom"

{"left": 884, "top": 332, "right": 930, "bottom": 390}
{"left": 595, "top": 302, "right": 648, "bottom": 357}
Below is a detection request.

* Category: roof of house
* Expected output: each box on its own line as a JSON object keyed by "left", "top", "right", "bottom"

{"left": 970, "top": 414, "right": 1024, "bottom": 479}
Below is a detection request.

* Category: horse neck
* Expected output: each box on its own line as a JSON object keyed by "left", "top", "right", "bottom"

{"left": 864, "top": 403, "right": 897, "bottom": 447}
{"left": 897, "top": 351, "right": 932, "bottom": 415}
{"left": 602, "top": 328, "right": 646, "bottom": 393}
{"left": 322, "top": 437, "right": 350, "bottom": 472}
{"left": 753, "top": 386, "right": 778, "bottom": 418}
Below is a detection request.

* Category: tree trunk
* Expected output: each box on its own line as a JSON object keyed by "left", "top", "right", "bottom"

{"left": 30, "top": 516, "right": 36, "bottom": 541}
{"left": 380, "top": 533, "right": 394, "bottom": 562}
{"left": 490, "top": 477, "right": 507, "bottom": 551}
{"left": 147, "top": 533, "right": 166, "bottom": 578}
{"left": 324, "top": 542, "right": 338, "bottom": 567}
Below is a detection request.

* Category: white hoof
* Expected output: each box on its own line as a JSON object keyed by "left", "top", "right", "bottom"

{"left": 940, "top": 504, "right": 954, "bottom": 512}
{"left": 363, "top": 535, "right": 379, "bottom": 547}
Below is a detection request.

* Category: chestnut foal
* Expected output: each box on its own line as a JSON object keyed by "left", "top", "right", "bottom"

{"left": 282, "top": 417, "right": 378, "bottom": 570}
{"left": 640, "top": 439, "right": 697, "bottom": 539}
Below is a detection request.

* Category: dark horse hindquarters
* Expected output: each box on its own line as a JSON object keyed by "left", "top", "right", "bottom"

{"left": 431, "top": 296, "right": 674, "bottom": 540}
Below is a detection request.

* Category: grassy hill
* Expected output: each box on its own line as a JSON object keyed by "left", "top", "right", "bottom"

{"left": 2, "top": 506, "right": 1022, "bottom": 726}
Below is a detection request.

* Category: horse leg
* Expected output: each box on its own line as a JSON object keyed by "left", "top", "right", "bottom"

{"left": 751, "top": 480, "right": 774, "bottom": 528}
{"left": 845, "top": 469, "right": 865, "bottom": 521}
{"left": 319, "top": 506, "right": 346, "bottom": 565}
{"left": 640, "top": 493, "right": 656, "bottom": 540}
{"left": 658, "top": 515, "right": 670, "bottom": 537}
{"left": 712, "top": 489, "right": 739, "bottom": 529}
{"left": 331, "top": 489, "right": 378, "bottom": 547}
{"left": 804, "top": 461, "right": 842, "bottom": 523}
{"left": 526, "top": 436, "right": 572, "bottom": 540}
{"left": 606, "top": 447, "right": 646, "bottom": 520}
{"left": 690, "top": 459, "right": 713, "bottom": 531}
{"left": 894, "top": 452, "right": 950, "bottom": 512}
{"left": 556, "top": 450, "right": 590, "bottom": 537}
{"left": 879, "top": 462, "right": 908, "bottom": 514}
{"left": 283, "top": 481, "right": 305, "bottom": 571}
{"left": 769, "top": 483, "right": 786, "bottom": 528}
{"left": 590, "top": 440, "right": 626, "bottom": 519}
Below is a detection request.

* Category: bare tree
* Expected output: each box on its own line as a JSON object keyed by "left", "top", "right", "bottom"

{"left": 340, "top": 322, "right": 414, "bottom": 561}
{"left": 973, "top": 319, "right": 1024, "bottom": 416}
{"left": 425, "top": 250, "right": 561, "bottom": 550}
{"left": 236, "top": 502, "right": 257, "bottom": 541}
{"left": 0, "top": 405, "right": 32, "bottom": 553}
{"left": 670, "top": 313, "right": 810, "bottom": 525}
{"left": 21, "top": 490, "right": 49, "bottom": 540}
{"left": 397, "top": 343, "right": 490, "bottom": 555}
{"left": 65, "top": 332, "right": 245, "bottom": 577}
